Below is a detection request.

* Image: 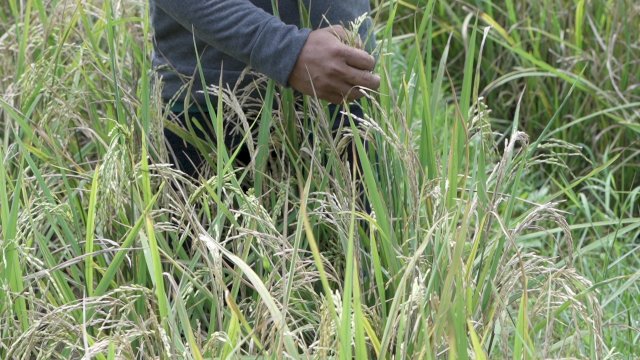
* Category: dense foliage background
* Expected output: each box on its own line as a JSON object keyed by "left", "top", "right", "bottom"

{"left": 1, "top": 0, "right": 638, "bottom": 358}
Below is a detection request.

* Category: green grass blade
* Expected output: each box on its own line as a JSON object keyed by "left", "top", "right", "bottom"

{"left": 84, "top": 165, "right": 100, "bottom": 297}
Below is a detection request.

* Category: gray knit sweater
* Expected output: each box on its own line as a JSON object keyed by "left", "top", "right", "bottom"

{"left": 150, "top": 0, "right": 374, "bottom": 104}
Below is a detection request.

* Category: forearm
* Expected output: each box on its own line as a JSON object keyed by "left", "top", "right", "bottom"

{"left": 153, "top": 0, "right": 310, "bottom": 85}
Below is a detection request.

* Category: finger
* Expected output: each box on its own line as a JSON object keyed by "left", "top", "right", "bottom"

{"left": 349, "top": 35, "right": 364, "bottom": 49}
{"left": 341, "top": 47, "right": 376, "bottom": 71}
{"left": 342, "top": 67, "right": 381, "bottom": 90}
{"left": 328, "top": 25, "right": 349, "bottom": 42}
{"left": 345, "top": 90, "right": 364, "bottom": 103}
{"left": 321, "top": 88, "right": 352, "bottom": 105}
{"left": 328, "top": 25, "right": 364, "bottom": 49}
{"left": 335, "top": 83, "right": 365, "bottom": 103}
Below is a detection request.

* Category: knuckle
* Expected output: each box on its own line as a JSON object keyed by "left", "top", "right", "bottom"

{"left": 365, "top": 73, "right": 380, "bottom": 89}
{"left": 329, "top": 44, "right": 343, "bottom": 57}
{"left": 328, "top": 64, "right": 342, "bottom": 76}
{"left": 359, "top": 72, "right": 373, "bottom": 87}
{"left": 332, "top": 25, "right": 345, "bottom": 34}
{"left": 359, "top": 71, "right": 370, "bottom": 83}
{"left": 336, "top": 46, "right": 350, "bottom": 59}
{"left": 366, "top": 57, "right": 376, "bottom": 70}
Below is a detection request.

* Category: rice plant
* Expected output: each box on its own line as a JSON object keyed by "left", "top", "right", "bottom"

{"left": 1, "top": 0, "right": 638, "bottom": 358}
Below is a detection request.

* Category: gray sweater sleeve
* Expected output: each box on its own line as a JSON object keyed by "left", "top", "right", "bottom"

{"left": 153, "top": 0, "right": 311, "bottom": 85}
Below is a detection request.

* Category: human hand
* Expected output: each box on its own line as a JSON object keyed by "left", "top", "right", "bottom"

{"left": 287, "top": 25, "right": 380, "bottom": 104}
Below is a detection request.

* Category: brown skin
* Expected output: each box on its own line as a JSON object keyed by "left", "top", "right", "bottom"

{"left": 288, "top": 25, "right": 380, "bottom": 104}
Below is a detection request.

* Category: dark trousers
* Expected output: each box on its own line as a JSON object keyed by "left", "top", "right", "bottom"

{"left": 164, "top": 103, "right": 365, "bottom": 180}
{"left": 163, "top": 101, "right": 372, "bottom": 258}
